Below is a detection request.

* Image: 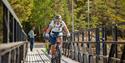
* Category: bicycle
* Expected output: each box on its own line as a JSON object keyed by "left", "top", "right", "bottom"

{"left": 49, "top": 32, "right": 62, "bottom": 63}
{"left": 51, "top": 42, "right": 61, "bottom": 63}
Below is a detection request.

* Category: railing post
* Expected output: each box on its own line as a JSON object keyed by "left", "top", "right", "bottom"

{"left": 75, "top": 33, "right": 78, "bottom": 61}
{"left": 19, "top": 46, "right": 23, "bottom": 63}
{"left": 82, "top": 32, "right": 84, "bottom": 47}
{"left": 1, "top": 53, "right": 9, "bottom": 63}
{"left": 71, "top": 32, "right": 75, "bottom": 60}
{"left": 25, "top": 42, "right": 28, "bottom": 60}
{"left": 12, "top": 17, "right": 15, "bottom": 42}
{"left": 8, "top": 52, "right": 11, "bottom": 63}
{"left": 3, "top": 5, "right": 10, "bottom": 43}
{"left": 10, "top": 50, "right": 16, "bottom": 63}
{"left": 16, "top": 24, "right": 19, "bottom": 41}
{"left": 14, "top": 20, "right": 17, "bottom": 42}
{"left": 16, "top": 47, "right": 20, "bottom": 63}
{"left": 74, "top": 32, "right": 76, "bottom": 60}
{"left": 69, "top": 35, "right": 72, "bottom": 58}
{"left": 23, "top": 44, "right": 26, "bottom": 62}
{"left": 78, "top": 32, "right": 79, "bottom": 41}
{"left": 14, "top": 49, "right": 16, "bottom": 63}
{"left": 88, "top": 30, "right": 93, "bottom": 63}
{"left": 88, "top": 30, "right": 91, "bottom": 48}
{"left": 120, "top": 45, "right": 125, "bottom": 63}
{"left": 102, "top": 26, "right": 107, "bottom": 63}
{"left": 108, "top": 24, "right": 118, "bottom": 63}
{"left": 82, "top": 31, "right": 88, "bottom": 63}
{"left": 81, "top": 32, "right": 84, "bottom": 63}
{"left": 0, "top": 56, "right": 1, "bottom": 63}
{"left": 95, "top": 28, "right": 100, "bottom": 63}
{"left": 114, "top": 25, "right": 118, "bottom": 62}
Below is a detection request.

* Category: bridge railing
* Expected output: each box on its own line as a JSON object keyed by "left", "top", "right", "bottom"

{"left": 63, "top": 22, "right": 125, "bottom": 63}
{"left": 0, "top": 42, "right": 28, "bottom": 63}
{"left": 0, "top": 0, "right": 28, "bottom": 63}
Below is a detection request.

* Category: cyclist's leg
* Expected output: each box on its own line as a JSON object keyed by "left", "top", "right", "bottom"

{"left": 56, "top": 37, "right": 63, "bottom": 51}
{"left": 48, "top": 43, "right": 51, "bottom": 54}
{"left": 50, "top": 44, "right": 56, "bottom": 56}
{"left": 55, "top": 37, "right": 62, "bottom": 63}
{"left": 56, "top": 37, "right": 62, "bottom": 45}
{"left": 56, "top": 36, "right": 63, "bottom": 56}
{"left": 50, "top": 37, "right": 61, "bottom": 58}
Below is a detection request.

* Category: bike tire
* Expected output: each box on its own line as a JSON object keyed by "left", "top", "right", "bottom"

{"left": 51, "top": 57, "right": 56, "bottom": 63}
{"left": 56, "top": 46, "right": 61, "bottom": 63}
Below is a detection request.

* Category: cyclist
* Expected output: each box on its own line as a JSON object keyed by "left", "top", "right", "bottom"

{"left": 45, "top": 15, "right": 70, "bottom": 59}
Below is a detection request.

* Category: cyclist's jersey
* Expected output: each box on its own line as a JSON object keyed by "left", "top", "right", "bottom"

{"left": 49, "top": 20, "right": 66, "bottom": 44}
{"left": 49, "top": 20, "right": 66, "bottom": 32}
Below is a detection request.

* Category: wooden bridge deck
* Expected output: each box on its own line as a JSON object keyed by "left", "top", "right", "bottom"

{"left": 23, "top": 43, "right": 79, "bottom": 63}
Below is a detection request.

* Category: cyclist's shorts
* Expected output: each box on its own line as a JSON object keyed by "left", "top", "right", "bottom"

{"left": 49, "top": 32, "right": 61, "bottom": 45}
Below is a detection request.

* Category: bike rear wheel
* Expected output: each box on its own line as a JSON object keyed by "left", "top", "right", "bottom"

{"left": 56, "top": 45, "right": 61, "bottom": 63}
{"left": 51, "top": 45, "right": 61, "bottom": 63}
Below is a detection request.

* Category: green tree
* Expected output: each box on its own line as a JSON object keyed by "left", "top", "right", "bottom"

{"left": 29, "top": 0, "right": 54, "bottom": 33}
{"left": 9, "top": 0, "right": 34, "bottom": 22}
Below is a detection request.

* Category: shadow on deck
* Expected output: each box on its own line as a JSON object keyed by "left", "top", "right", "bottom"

{"left": 23, "top": 43, "right": 79, "bottom": 63}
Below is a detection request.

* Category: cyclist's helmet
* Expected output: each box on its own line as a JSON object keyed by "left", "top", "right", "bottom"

{"left": 54, "top": 15, "right": 62, "bottom": 21}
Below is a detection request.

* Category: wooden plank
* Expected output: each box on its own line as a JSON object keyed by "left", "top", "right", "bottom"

{"left": 24, "top": 43, "right": 80, "bottom": 63}
{"left": 24, "top": 48, "right": 80, "bottom": 63}
{"left": 61, "top": 56, "right": 79, "bottom": 63}
{"left": 24, "top": 48, "right": 48, "bottom": 63}
{"left": 41, "top": 48, "right": 79, "bottom": 63}
{"left": 37, "top": 49, "right": 50, "bottom": 63}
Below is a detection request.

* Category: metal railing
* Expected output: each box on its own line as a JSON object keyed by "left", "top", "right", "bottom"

{"left": 0, "top": 0, "right": 28, "bottom": 63}
{"left": 63, "top": 22, "right": 125, "bottom": 63}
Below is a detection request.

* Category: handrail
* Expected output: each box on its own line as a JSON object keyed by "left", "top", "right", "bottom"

{"left": 63, "top": 22, "right": 125, "bottom": 63}
{"left": 0, "top": 41, "right": 28, "bottom": 63}
{"left": 63, "top": 41, "right": 125, "bottom": 44}
{"left": 0, "top": 41, "right": 28, "bottom": 55}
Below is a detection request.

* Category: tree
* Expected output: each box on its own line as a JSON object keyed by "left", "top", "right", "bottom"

{"left": 9, "top": 0, "right": 34, "bottom": 22}
{"left": 29, "top": 0, "right": 54, "bottom": 34}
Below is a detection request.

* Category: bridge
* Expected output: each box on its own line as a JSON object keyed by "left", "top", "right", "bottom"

{"left": 0, "top": 0, "right": 125, "bottom": 63}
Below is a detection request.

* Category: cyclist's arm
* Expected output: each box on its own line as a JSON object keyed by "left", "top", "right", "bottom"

{"left": 62, "top": 21, "right": 70, "bottom": 34}
{"left": 64, "top": 26, "right": 69, "bottom": 34}
{"left": 46, "top": 27, "right": 51, "bottom": 33}
{"left": 46, "top": 20, "right": 54, "bottom": 33}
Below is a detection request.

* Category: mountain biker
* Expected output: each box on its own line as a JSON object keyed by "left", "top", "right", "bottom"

{"left": 45, "top": 15, "right": 70, "bottom": 58}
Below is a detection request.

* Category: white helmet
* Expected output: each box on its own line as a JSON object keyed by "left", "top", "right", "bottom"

{"left": 54, "top": 15, "right": 62, "bottom": 21}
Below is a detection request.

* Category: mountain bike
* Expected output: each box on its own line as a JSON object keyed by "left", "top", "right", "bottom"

{"left": 49, "top": 32, "right": 62, "bottom": 63}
